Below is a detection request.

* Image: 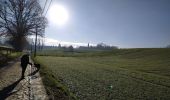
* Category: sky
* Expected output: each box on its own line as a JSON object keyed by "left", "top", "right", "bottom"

{"left": 41, "top": 0, "right": 170, "bottom": 48}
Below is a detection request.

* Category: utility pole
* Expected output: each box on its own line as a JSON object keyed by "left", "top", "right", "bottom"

{"left": 31, "top": 39, "right": 34, "bottom": 53}
{"left": 33, "top": 0, "right": 50, "bottom": 56}
{"left": 34, "top": 26, "right": 38, "bottom": 57}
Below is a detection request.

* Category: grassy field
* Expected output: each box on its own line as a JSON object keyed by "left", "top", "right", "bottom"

{"left": 35, "top": 48, "right": 170, "bottom": 99}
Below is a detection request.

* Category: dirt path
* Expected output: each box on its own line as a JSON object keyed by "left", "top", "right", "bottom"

{"left": 0, "top": 58, "right": 48, "bottom": 100}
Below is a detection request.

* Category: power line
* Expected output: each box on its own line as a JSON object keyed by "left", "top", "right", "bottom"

{"left": 42, "top": 0, "right": 48, "bottom": 14}
{"left": 34, "top": 0, "right": 49, "bottom": 56}
{"left": 44, "top": 0, "right": 53, "bottom": 16}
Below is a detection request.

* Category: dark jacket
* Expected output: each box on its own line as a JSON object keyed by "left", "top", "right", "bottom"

{"left": 21, "top": 54, "right": 30, "bottom": 68}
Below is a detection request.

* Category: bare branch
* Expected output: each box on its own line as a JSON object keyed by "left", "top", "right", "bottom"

{"left": 0, "top": 0, "right": 47, "bottom": 51}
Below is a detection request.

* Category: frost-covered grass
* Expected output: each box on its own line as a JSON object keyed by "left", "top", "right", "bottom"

{"left": 36, "top": 48, "right": 170, "bottom": 99}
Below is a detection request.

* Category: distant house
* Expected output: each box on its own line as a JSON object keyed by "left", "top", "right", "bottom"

{"left": 78, "top": 43, "right": 118, "bottom": 51}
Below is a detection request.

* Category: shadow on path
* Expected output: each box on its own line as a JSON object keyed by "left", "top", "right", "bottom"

{"left": 0, "top": 78, "right": 22, "bottom": 99}
{"left": 28, "top": 64, "right": 40, "bottom": 76}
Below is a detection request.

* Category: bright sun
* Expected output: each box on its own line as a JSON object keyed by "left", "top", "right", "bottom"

{"left": 48, "top": 4, "right": 69, "bottom": 26}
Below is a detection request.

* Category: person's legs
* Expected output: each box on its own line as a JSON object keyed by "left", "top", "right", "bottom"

{"left": 21, "top": 65, "right": 27, "bottom": 79}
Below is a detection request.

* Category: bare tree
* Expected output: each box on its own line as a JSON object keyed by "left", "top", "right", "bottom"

{"left": 0, "top": 0, "right": 47, "bottom": 51}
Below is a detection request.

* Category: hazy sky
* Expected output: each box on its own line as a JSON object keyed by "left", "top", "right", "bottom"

{"left": 42, "top": 0, "right": 170, "bottom": 48}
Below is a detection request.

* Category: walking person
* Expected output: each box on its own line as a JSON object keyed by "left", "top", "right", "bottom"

{"left": 20, "top": 54, "right": 32, "bottom": 79}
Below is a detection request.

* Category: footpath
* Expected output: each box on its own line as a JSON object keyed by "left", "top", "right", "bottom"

{"left": 0, "top": 57, "right": 48, "bottom": 100}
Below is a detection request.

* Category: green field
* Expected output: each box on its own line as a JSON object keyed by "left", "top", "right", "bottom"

{"left": 35, "top": 48, "right": 170, "bottom": 99}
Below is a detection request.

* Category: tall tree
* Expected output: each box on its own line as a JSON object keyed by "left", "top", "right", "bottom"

{"left": 0, "top": 0, "right": 47, "bottom": 51}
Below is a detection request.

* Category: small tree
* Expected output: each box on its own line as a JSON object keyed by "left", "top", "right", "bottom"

{"left": 58, "top": 43, "right": 61, "bottom": 48}
{"left": 68, "top": 45, "right": 74, "bottom": 52}
{"left": 167, "top": 45, "right": 170, "bottom": 48}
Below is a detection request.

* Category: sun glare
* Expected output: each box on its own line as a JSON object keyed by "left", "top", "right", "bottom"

{"left": 48, "top": 4, "right": 69, "bottom": 26}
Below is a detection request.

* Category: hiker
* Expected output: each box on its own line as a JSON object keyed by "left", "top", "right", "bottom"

{"left": 20, "top": 54, "right": 32, "bottom": 79}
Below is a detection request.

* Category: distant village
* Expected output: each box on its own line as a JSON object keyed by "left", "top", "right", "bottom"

{"left": 41, "top": 43, "right": 118, "bottom": 52}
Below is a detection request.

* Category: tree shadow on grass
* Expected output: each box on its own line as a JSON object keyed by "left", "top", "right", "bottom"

{"left": 0, "top": 78, "right": 22, "bottom": 99}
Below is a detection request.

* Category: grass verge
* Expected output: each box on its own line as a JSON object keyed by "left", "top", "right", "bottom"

{"left": 33, "top": 57, "right": 77, "bottom": 100}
